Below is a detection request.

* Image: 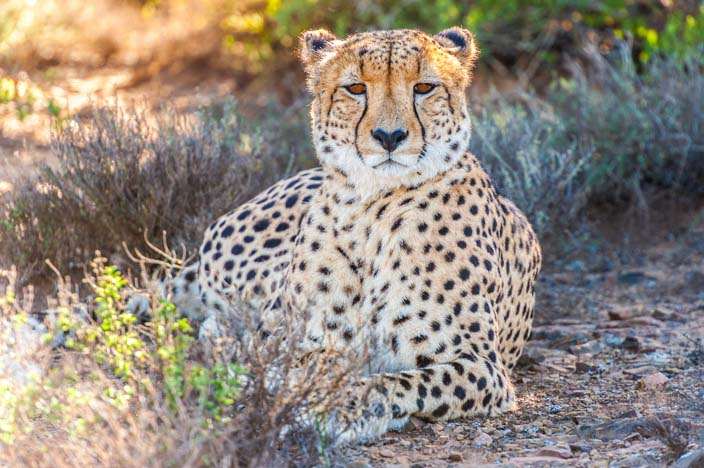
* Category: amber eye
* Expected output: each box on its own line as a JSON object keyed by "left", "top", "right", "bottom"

{"left": 413, "top": 83, "right": 436, "bottom": 95}
{"left": 345, "top": 83, "right": 367, "bottom": 95}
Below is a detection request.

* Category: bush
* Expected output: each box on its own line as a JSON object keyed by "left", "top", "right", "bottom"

{"left": 0, "top": 99, "right": 313, "bottom": 278}
{"left": 227, "top": 0, "right": 704, "bottom": 76}
{"left": 0, "top": 258, "right": 355, "bottom": 465}
{"left": 471, "top": 44, "right": 704, "bottom": 237}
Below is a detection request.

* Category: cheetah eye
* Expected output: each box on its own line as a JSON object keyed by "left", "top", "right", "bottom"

{"left": 413, "top": 83, "right": 436, "bottom": 95}
{"left": 344, "top": 83, "right": 367, "bottom": 95}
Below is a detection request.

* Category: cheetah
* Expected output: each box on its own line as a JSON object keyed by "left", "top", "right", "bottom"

{"left": 173, "top": 27, "right": 542, "bottom": 443}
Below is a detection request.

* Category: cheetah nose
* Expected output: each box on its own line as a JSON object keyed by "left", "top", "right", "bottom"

{"left": 372, "top": 128, "right": 408, "bottom": 152}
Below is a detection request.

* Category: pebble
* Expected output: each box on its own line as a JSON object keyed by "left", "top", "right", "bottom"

{"left": 569, "top": 442, "right": 592, "bottom": 453}
{"left": 621, "top": 336, "right": 641, "bottom": 352}
{"left": 448, "top": 452, "right": 463, "bottom": 462}
{"left": 618, "top": 271, "right": 652, "bottom": 285}
{"left": 473, "top": 431, "right": 492, "bottom": 448}
{"left": 534, "top": 445, "right": 573, "bottom": 459}
{"left": 571, "top": 340, "right": 605, "bottom": 355}
{"left": 604, "top": 333, "right": 624, "bottom": 347}
{"left": 637, "top": 371, "right": 669, "bottom": 389}
{"left": 548, "top": 404, "right": 562, "bottom": 414}
{"left": 575, "top": 361, "right": 598, "bottom": 374}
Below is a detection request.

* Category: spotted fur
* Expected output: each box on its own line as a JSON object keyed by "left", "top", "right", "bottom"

{"left": 173, "top": 27, "right": 541, "bottom": 443}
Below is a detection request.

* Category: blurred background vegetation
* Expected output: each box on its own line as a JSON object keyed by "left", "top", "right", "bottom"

{"left": 1, "top": 0, "right": 703, "bottom": 110}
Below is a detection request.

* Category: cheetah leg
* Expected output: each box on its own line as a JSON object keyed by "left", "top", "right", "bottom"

{"left": 330, "top": 354, "right": 515, "bottom": 444}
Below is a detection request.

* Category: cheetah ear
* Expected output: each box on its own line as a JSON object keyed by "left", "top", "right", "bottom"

{"left": 434, "top": 27, "right": 479, "bottom": 72}
{"left": 299, "top": 29, "right": 339, "bottom": 70}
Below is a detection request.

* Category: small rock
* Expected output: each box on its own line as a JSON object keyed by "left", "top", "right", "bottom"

{"left": 448, "top": 452, "right": 463, "bottom": 462}
{"left": 604, "top": 333, "right": 624, "bottom": 347}
{"left": 569, "top": 442, "right": 592, "bottom": 453}
{"left": 646, "top": 351, "right": 670, "bottom": 366}
{"left": 473, "top": 431, "right": 492, "bottom": 448}
{"left": 378, "top": 449, "right": 394, "bottom": 458}
{"left": 516, "top": 346, "right": 546, "bottom": 368}
{"left": 577, "top": 416, "right": 671, "bottom": 442}
{"left": 575, "top": 361, "right": 598, "bottom": 374}
{"left": 508, "top": 456, "right": 569, "bottom": 464}
{"left": 548, "top": 404, "right": 562, "bottom": 414}
{"left": 566, "top": 260, "right": 586, "bottom": 272}
{"left": 608, "top": 307, "right": 636, "bottom": 320}
{"left": 570, "top": 340, "right": 605, "bottom": 355}
{"left": 624, "top": 365, "right": 658, "bottom": 377}
{"left": 651, "top": 307, "right": 683, "bottom": 321}
{"left": 621, "top": 336, "right": 641, "bottom": 352}
{"left": 618, "top": 271, "right": 654, "bottom": 286}
{"left": 637, "top": 372, "right": 669, "bottom": 390}
{"left": 347, "top": 462, "right": 372, "bottom": 468}
{"left": 534, "top": 445, "right": 573, "bottom": 459}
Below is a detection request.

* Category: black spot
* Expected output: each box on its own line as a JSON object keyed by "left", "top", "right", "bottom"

{"left": 459, "top": 268, "right": 470, "bottom": 280}
{"left": 285, "top": 195, "right": 298, "bottom": 208}
{"left": 416, "top": 355, "right": 434, "bottom": 367}
{"left": 231, "top": 244, "right": 244, "bottom": 255}
{"left": 462, "top": 399, "right": 475, "bottom": 411}
{"left": 477, "top": 377, "right": 487, "bottom": 390}
{"left": 432, "top": 403, "right": 449, "bottom": 418}
{"left": 263, "top": 238, "right": 282, "bottom": 249}
{"left": 236, "top": 210, "right": 251, "bottom": 221}
{"left": 224, "top": 260, "right": 234, "bottom": 271}
{"left": 221, "top": 226, "right": 234, "bottom": 238}
{"left": 253, "top": 219, "right": 270, "bottom": 232}
{"left": 431, "top": 386, "right": 442, "bottom": 398}
{"left": 391, "top": 217, "right": 404, "bottom": 231}
{"left": 442, "top": 372, "right": 451, "bottom": 386}
{"left": 454, "top": 386, "right": 466, "bottom": 399}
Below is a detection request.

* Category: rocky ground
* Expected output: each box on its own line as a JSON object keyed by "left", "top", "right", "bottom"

{"left": 346, "top": 212, "right": 704, "bottom": 467}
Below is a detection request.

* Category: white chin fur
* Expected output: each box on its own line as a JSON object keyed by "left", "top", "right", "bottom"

{"left": 314, "top": 118, "right": 471, "bottom": 202}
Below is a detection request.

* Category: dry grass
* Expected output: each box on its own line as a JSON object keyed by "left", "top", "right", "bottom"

{"left": 0, "top": 99, "right": 312, "bottom": 280}
{"left": 0, "top": 256, "right": 361, "bottom": 466}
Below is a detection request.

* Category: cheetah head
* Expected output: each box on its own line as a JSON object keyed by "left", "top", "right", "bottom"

{"left": 300, "top": 28, "right": 478, "bottom": 195}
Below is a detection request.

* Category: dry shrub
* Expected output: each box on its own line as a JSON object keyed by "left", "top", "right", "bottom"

{"left": 0, "top": 99, "right": 311, "bottom": 279}
{"left": 471, "top": 43, "right": 704, "bottom": 238}
{"left": 0, "top": 258, "right": 358, "bottom": 466}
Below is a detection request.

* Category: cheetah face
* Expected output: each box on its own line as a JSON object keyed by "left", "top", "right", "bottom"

{"left": 300, "top": 28, "right": 479, "bottom": 195}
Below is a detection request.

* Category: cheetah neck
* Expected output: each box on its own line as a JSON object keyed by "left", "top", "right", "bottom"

{"left": 320, "top": 152, "right": 480, "bottom": 219}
